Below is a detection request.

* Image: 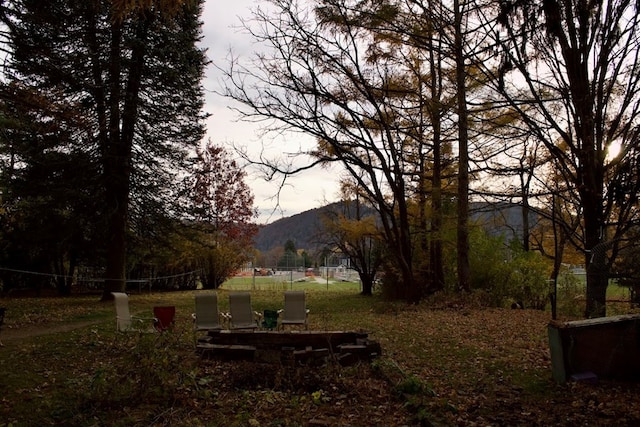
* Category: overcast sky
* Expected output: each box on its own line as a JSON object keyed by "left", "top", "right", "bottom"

{"left": 200, "top": 0, "right": 341, "bottom": 224}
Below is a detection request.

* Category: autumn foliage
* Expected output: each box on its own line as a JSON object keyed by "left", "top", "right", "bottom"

{"left": 188, "top": 143, "right": 258, "bottom": 288}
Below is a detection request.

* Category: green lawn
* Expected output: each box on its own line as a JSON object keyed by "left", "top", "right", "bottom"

{"left": 222, "top": 274, "right": 362, "bottom": 292}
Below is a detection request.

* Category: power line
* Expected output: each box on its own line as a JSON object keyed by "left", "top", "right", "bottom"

{"left": 0, "top": 266, "right": 203, "bottom": 283}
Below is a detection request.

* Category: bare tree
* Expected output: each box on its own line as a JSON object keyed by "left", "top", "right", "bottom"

{"left": 319, "top": 181, "right": 383, "bottom": 296}
{"left": 219, "top": 0, "right": 435, "bottom": 302}
{"left": 481, "top": 0, "right": 640, "bottom": 317}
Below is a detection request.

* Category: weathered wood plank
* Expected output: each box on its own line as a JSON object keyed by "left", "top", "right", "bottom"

{"left": 196, "top": 330, "right": 381, "bottom": 366}
{"left": 203, "top": 330, "right": 369, "bottom": 348}
{"left": 198, "top": 343, "right": 256, "bottom": 360}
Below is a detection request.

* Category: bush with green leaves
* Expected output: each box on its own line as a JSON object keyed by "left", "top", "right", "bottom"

{"left": 469, "top": 230, "right": 551, "bottom": 309}
{"left": 554, "top": 268, "right": 585, "bottom": 317}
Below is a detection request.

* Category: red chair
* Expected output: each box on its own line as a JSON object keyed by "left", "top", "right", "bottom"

{"left": 153, "top": 306, "right": 176, "bottom": 332}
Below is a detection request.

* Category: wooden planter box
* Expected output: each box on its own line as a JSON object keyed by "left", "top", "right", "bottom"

{"left": 548, "top": 314, "right": 640, "bottom": 383}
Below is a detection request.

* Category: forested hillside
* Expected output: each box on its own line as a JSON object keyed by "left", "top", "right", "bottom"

{"left": 253, "top": 202, "right": 537, "bottom": 252}
{"left": 253, "top": 205, "right": 336, "bottom": 252}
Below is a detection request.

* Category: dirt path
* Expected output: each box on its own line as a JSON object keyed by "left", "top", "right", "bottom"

{"left": 1, "top": 320, "right": 101, "bottom": 344}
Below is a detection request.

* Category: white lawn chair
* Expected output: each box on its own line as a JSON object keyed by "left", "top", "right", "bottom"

{"left": 111, "top": 292, "right": 154, "bottom": 332}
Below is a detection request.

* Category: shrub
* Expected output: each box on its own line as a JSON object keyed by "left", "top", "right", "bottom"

{"left": 469, "top": 231, "right": 550, "bottom": 309}
{"left": 554, "top": 269, "right": 585, "bottom": 318}
{"left": 73, "top": 330, "right": 197, "bottom": 421}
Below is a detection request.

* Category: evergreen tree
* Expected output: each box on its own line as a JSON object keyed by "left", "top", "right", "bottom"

{"left": 0, "top": 0, "right": 207, "bottom": 296}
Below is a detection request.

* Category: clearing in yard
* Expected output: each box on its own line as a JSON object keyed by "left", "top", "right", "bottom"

{"left": 1, "top": 288, "right": 639, "bottom": 426}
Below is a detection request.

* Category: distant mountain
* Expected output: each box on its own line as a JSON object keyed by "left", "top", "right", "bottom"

{"left": 253, "top": 201, "right": 536, "bottom": 252}
{"left": 252, "top": 204, "right": 338, "bottom": 252}
{"left": 470, "top": 201, "right": 537, "bottom": 240}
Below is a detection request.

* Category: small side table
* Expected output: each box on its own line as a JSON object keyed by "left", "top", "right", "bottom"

{"left": 261, "top": 309, "right": 279, "bottom": 330}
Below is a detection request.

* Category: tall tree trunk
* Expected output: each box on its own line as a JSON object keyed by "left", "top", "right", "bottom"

{"left": 585, "top": 238, "right": 609, "bottom": 318}
{"left": 102, "top": 19, "right": 125, "bottom": 299}
{"left": 570, "top": 43, "right": 606, "bottom": 317}
{"left": 430, "top": 129, "right": 445, "bottom": 293}
{"left": 549, "top": 193, "right": 565, "bottom": 320}
{"left": 454, "top": 0, "right": 470, "bottom": 292}
{"left": 360, "top": 273, "right": 374, "bottom": 296}
{"left": 427, "top": 17, "right": 445, "bottom": 294}
{"left": 580, "top": 119, "right": 607, "bottom": 318}
{"left": 397, "top": 199, "right": 419, "bottom": 303}
{"left": 520, "top": 171, "right": 531, "bottom": 251}
{"left": 584, "top": 196, "right": 608, "bottom": 318}
{"left": 101, "top": 16, "right": 150, "bottom": 300}
{"left": 103, "top": 147, "right": 129, "bottom": 298}
{"left": 417, "top": 142, "right": 430, "bottom": 288}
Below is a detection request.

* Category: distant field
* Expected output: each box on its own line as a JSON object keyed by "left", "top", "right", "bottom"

{"left": 224, "top": 272, "right": 633, "bottom": 300}
{"left": 223, "top": 273, "right": 362, "bottom": 292}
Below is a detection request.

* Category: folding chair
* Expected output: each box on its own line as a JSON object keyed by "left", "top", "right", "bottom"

{"left": 278, "top": 290, "right": 309, "bottom": 330}
{"left": 192, "top": 293, "right": 228, "bottom": 344}
{"left": 193, "top": 293, "right": 227, "bottom": 331}
{"left": 111, "top": 292, "right": 154, "bottom": 332}
{"left": 228, "top": 292, "right": 261, "bottom": 330}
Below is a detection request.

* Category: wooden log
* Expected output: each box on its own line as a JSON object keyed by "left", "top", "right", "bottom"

{"left": 337, "top": 341, "right": 382, "bottom": 365}
{"left": 338, "top": 344, "right": 368, "bottom": 353}
{"left": 205, "top": 330, "right": 369, "bottom": 349}
{"left": 337, "top": 352, "right": 359, "bottom": 366}
{"left": 294, "top": 347, "right": 330, "bottom": 366}
{"left": 254, "top": 348, "right": 282, "bottom": 364}
{"left": 197, "top": 343, "right": 256, "bottom": 361}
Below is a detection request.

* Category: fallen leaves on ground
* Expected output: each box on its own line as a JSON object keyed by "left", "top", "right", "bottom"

{"left": 2, "top": 294, "right": 640, "bottom": 426}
